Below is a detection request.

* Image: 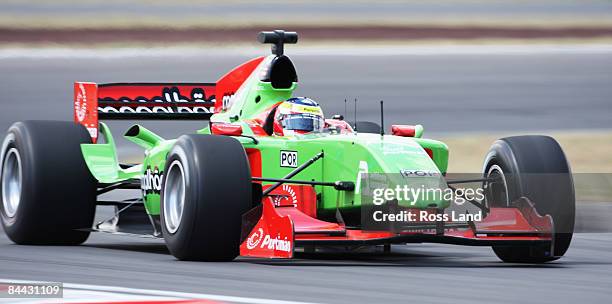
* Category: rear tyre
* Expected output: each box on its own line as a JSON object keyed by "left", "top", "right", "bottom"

{"left": 483, "top": 135, "right": 575, "bottom": 263}
{"left": 0, "top": 121, "right": 97, "bottom": 245}
{"left": 354, "top": 121, "right": 381, "bottom": 134}
{"left": 161, "top": 134, "right": 252, "bottom": 261}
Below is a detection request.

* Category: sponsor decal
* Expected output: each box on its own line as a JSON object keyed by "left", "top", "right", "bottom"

{"left": 400, "top": 169, "right": 440, "bottom": 178}
{"left": 99, "top": 105, "right": 210, "bottom": 114}
{"left": 261, "top": 234, "right": 292, "bottom": 252}
{"left": 222, "top": 93, "right": 234, "bottom": 111}
{"left": 85, "top": 127, "right": 97, "bottom": 138}
{"left": 74, "top": 83, "right": 88, "bottom": 123}
{"left": 73, "top": 82, "right": 99, "bottom": 142}
{"left": 280, "top": 150, "right": 298, "bottom": 168}
{"left": 246, "top": 228, "right": 292, "bottom": 253}
{"left": 141, "top": 166, "right": 163, "bottom": 194}
{"left": 246, "top": 228, "right": 264, "bottom": 249}
{"left": 98, "top": 86, "right": 215, "bottom": 115}
{"left": 270, "top": 184, "right": 298, "bottom": 207}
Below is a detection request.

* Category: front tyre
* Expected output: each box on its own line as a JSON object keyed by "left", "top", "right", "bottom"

{"left": 0, "top": 121, "right": 97, "bottom": 245}
{"left": 483, "top": 135, "right": 575, "bottom": 263}
{"left": 160, "top": 134, "right": 252, "bottom": 261}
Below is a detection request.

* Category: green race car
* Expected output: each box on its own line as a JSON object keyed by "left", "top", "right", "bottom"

{"left": 0, "top": 30, "right": 575, "bottom": 263}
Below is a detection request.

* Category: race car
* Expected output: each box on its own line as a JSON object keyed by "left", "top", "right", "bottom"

{"left": 0, "top": 30, "right": 574, "bottom": 263}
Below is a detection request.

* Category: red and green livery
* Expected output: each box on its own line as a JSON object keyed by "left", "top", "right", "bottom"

{"left": 1, "top": 30, "right": 574, "bottom": 263}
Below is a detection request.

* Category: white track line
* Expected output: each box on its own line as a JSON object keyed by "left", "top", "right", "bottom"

{"left": 0, "top": 278, "right": 322, "bottom": 304}
{"left": 1, "top": 44, "right": 612, "bottom": 59}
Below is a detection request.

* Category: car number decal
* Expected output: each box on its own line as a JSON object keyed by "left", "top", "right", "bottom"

{"left": 280, "top": 150, "right": 298, "bottom": 168}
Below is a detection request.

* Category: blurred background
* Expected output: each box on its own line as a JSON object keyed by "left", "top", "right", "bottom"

{"left": 1, "top": 1, "right": 612, "bottom": 303}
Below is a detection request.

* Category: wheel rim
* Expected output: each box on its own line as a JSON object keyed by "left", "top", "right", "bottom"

{"left": 2, "top": 148, "right": 22, "bottom": 218}
{"left": 485, "top": 164, "right": 510, "bottom": 207}
{"left": 163, "top": 160, "right": 186, "bottom": 234}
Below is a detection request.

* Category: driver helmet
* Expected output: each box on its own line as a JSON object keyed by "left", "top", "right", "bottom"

{"left": 273, "top": 97, "right": 324, "bottom": 136}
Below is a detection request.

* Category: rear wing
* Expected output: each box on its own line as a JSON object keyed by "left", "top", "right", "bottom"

{"left": 74, "top": 82, "right": 214, "bottom": 142}
{"left": 74, "top": 56, "right": 265, "bottom": 142}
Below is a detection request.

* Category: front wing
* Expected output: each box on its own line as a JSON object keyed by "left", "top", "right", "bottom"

{"left": 240, "top": 196, "right": 554, "bottom": 259}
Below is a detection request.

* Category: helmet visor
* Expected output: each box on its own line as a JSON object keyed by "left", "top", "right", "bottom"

{"left": 281, "top": 113, "right": 324, "bottom": 133}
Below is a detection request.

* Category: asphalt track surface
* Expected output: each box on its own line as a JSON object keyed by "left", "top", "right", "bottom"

{"left": 1, "top": 48, "right": 612, "bottom": 303}
{"left": 1, "top": 219, "right": 612, "bottom": 303}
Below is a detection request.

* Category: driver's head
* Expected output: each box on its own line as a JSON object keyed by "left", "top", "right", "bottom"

{"left": 273, "top": 97, "right": 324, "bottom": 136}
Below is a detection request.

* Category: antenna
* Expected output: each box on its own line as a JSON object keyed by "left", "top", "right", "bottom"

{"left": 380, "top": 100, "right": 385, "bottom": 136}
{"left": 344, "top": 99, "right": 347, "bottom": 121}
{"left": 354, "top": 98, "right": 358, "bottom": 132}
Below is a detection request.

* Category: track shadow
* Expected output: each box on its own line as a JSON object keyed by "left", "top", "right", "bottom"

{"left": 238, "top": 247, "right": 572, "bottom": 268}
{"left": 84, "top": 242, "right": 170, "bottom": 255}
{"left": 80, "top": 239, "right": 611, "bottom": 268}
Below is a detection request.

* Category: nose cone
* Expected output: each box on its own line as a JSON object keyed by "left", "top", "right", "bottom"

{"left": 357, "top": 133, "right": 440, "bottom": 174}
{"left": 352, "top": 134, "right": 449, "bottom": 209}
